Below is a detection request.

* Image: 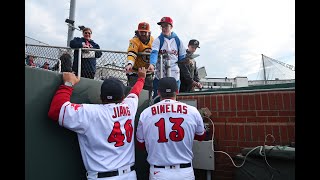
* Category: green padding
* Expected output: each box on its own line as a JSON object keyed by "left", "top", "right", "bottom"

{"left": 25, "top": 67, "right": 150, "bottom": 180}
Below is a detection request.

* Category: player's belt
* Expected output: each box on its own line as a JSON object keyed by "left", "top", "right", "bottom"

{"left": 153, "top": 163, "right": 191, "bottom": 169}
{"left": 97, "top": 165, "right": 135, "bottom": 178}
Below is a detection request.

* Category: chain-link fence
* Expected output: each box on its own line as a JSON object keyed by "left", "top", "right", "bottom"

{"left": 25, "top": 44, "right": 128, "bottom": 84}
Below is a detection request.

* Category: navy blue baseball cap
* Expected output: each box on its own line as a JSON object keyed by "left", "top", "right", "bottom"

{"left": 100, "top": 77, "right": 125, "bottom": 101}
{"left": 158, "top": 77, "right": 178, "bottom": 93}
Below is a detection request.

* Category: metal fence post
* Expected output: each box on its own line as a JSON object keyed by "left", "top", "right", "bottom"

{"left": 77, "top": 48, "right": 82, "bottom": 79}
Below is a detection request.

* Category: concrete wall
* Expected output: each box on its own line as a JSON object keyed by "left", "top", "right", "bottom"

{"left": 25, "top": 66, "right": 150, "bottom": 180}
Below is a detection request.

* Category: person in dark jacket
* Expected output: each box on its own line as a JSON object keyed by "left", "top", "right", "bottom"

{"left": 178, "top": 39, "right": 202, "bottom": 92}
{"left": 53, "top": 52, "right": 73, "bottom": 72}
{"left": 70, "top": 27, "right": 102, "bottom": 79}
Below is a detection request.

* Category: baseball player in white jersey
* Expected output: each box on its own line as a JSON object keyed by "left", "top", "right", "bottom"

{"left": 136, "top": 77, "right": 206, "bottom": 180}
{"left": 48, "top": 67, "right": 147, "bottom": 180}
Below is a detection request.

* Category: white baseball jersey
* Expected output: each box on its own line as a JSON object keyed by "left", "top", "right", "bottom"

{"left": 136, "top": 99, "right": 205, "bottom": 166}
{"left": 58, "top": 93, "right": 139, "bottom": 173}
{"left": 152, "top": 36, "right": 186, "bottom": 80}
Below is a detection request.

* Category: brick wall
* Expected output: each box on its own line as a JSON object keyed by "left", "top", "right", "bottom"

{"left": 177, "top": 89, "right": 295, "bottom": 180}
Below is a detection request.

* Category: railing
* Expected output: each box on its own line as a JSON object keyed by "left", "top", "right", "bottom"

{"left": 25, "top": 44, "right": 128, "bottom": 84}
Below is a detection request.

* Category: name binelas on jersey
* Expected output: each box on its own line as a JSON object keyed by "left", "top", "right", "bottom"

{"left": 112, "top": 105, "right": 131, "bottom": 118}
{"left": 151, "top": 104, "right": 187, "bottom": 115}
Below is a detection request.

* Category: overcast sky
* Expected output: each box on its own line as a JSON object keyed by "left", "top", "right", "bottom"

{"left": 25, "top": 0, "right": 295, "bottom": 80}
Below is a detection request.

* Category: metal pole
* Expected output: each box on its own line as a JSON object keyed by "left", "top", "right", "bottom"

{"left": 77, "top": 48, "right": 82, "bottom": 79}
{"left": 160, "top": 54, "right": 163, "bottom": 78}
{"left": 67, "top": 0, "right": 76, "bottom": 47}
{"left": 206, "top": 170, "right": 211, "bottom": 180}
{"left": 262, "top": 54, "right": 267, "bottom": 85}
{"left": 166, "top": 58, "right": 171, "bottom": 77}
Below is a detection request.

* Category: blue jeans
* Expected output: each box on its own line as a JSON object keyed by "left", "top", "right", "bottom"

{"left": 152, "top": 78, "right": 180, "bottom": 99}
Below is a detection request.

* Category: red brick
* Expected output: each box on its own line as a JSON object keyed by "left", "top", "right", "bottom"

{"left": 197, "top": 95, "right": 205, "bottom": 109}
{"left": 238, "top": 141, "right": 261, "bottom": 148}
{"left": 265, "top": 125, "right": 273, "bottom": 144}
{"left": 227, "top": 117, "right": 246, "bottom": 123}
{"left": 261, "top": 93, "right": 269, "bottom": 110}
{"left": 237, "top": 111, "right": 256, "bottom": 117}
{"left": 214, "top": 124, "right": 221, "bottom": 139}
{"left": 244, "top": 125, "right": 252, "bottom": 141}
{"left": 231, "top": 124, "right": 239, "bottom": 140}
{"left": 219, "top": 111, "right": 237, "bottom": 117}
{"left": 225, "top": 124, "right": 232, "bottom": 140}
{"left": 280, "top": 125, "right": 288, "bottom": 144}
{"left": 219, "top": 124, "right": 226, "bottom": 140}
{"left": 236, "top": 94, "right": 243, "bottom": 111}
{"left": 282, "top": 93, "right": 291, "bottom": 110}
{"left": 204, "top": 95, "right": 211, "bottom": 110}
{"left": 248, "top": 94, "right": 255, "bottom": 110}
{"left": 268, "top": 92, "right": 277, "bottom": 110}
{"left": 223, "top": 95, "right": 230, "bottom": 111}
{"left": 246, "top": 117, "right": 257, "bottom": 123}
{"left": 238, "top": 125, "right": 245, "bottom": 141}
{"left": 256, "top": 117, "right": 268, "bottom": 122}
{"left": 274, "top": 93, "right": 283, "bottom": 110}
{"left": 272, "top": 125, "right": 280, "bottom": 143}
{"left": 255, "top": 93, "right": 262, "bottom": 110}
{"left": 268, "top": 116, "right": 290, "bottom": 123}
{"left": 287, "top": 125, "right": 295, "bottom": 142}
{"left": 211, "top": 95, "right": 218, "bottom": 111}
{"left": 210, "top": 111, "right": 218, "bottom": 118}
{"left": 219, "top": 140, "right": 238, "bottom": 147}
{"left": 217, "top": 95, "right": 224, "bottom": 111}
{"left": 279, "top": 110, "right": 295, "bottom": 117}
{"left": 257, "top": 111, "right": 278, "bottom": 116}
{"left": 242, "top": 94, "right": 250, "bottom": 110}
{"left": 258, "top": 125, "right": 266, "bottom": 141}
{"left": 251, "top": 124, "right": 259, "bottom": 141}
{"left": 290, "top": 117, "right": 295, "bottom": 123}
{"left": 290, "top": 92, "right": 295, "bottom": 110}
{"left": 214, "top": 117, "right": 227, "bottom": 123}
{"left": 230, "top": 94, "right": 236, "bottom": 111}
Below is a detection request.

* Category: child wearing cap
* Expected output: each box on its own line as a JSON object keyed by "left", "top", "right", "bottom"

{"left": 178, "top": 39, "right": 202, "bottom": 92}
{"left": 149, "top": 16, "right": 187, "bottom": 99}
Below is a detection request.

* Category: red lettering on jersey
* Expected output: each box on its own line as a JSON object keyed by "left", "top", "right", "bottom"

{"left": 120, "top": 106, "right": 124, "bottom": 116}
{"left": 112, "top": 106, "right": 130, "bottom": 118}
{"left": 171, "top": 104, "right": 177, "bottom": 113}
{"left": 159, "top": 105, "right": 165, "bottom": 114}
{"left": 151, "top": 107, "right": 156, "bottom": 115}
{"left": 126, "top": 107, "right": 131, "bottom": 116}
{"left": 112, "top": 107, "right": 118, "bottom": 118}
{"left": 183, "top": 106, "right": 187, "bottom": 114}
{"left": 166, "top": 104, "right": 170, "bottom": 113}
{"left": 70, "top": 103, "right": 82, "bottom": 111}
{"left": 176, "top": 105, "right": 182, "bottom": 113}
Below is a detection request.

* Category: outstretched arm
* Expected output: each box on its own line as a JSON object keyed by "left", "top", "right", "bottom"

{"left": 128, "top": 67, "right": 146, "bottom": 97}
{"left": 48, "top": 72, "right": 80, "bottom": 122}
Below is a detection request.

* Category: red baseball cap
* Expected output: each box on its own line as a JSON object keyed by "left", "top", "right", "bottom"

{"left": 157, "top": 17, "right": 173, "bottom": 26}
{"left": 137, "top": 22, "right": 150, "bottom": 32}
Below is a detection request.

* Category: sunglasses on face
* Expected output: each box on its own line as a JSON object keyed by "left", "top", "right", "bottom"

{"left": 84, "top": 32, "right": 91, "bottom": 35}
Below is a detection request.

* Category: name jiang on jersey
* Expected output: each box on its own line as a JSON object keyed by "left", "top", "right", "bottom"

{"left": 151, "top": 104, "right": 187, "bottom": 115}
{"left": 112, "top": 106, "right": 131, "bottom": 118}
